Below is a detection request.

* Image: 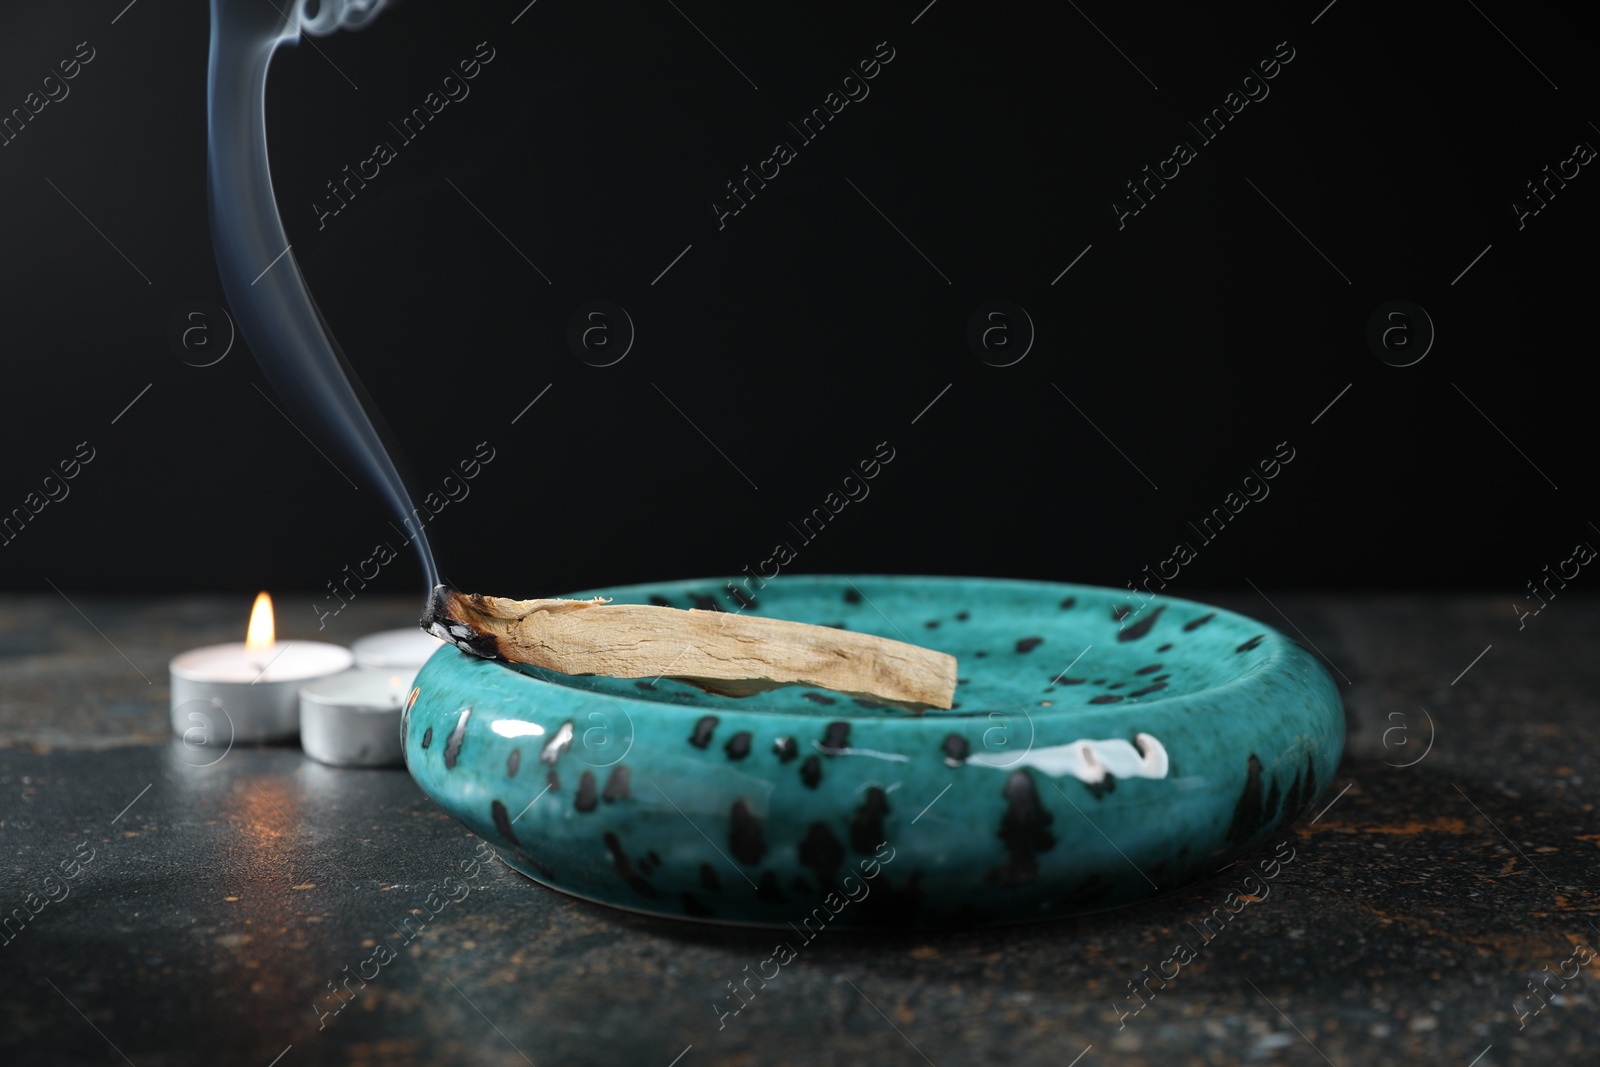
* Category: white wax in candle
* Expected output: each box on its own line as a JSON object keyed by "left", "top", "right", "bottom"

{"left": 351, "top": 628, "right": 446, "bottom": 670}
{"left": 169, "top": 640, "right": 354, "bottom": 744}
{"left": 300, "top": 667, "right": 412, "bottom": 709}
{"left": 299, "top": 667, "right": 412, "bottom": 768}
{"left": 171, "top": 641, "right": 355, "bottom": 683}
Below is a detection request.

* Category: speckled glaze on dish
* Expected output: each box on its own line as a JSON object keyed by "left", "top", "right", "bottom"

{"left": 403, "top": 576, "right": 1343, "bottom": 929}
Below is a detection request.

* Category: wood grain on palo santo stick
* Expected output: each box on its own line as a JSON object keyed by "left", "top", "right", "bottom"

{"left": 421, "top": 585, "right": 957, "bottom": 711}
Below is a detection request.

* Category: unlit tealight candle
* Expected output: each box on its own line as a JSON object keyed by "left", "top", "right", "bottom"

{"left": 299, "top": 668, "right": 413, "bottom": 768}
{"left": 299, "top": 629, "right": 445, "bottom": 768}
{"left": 350, "top": 628, "right": 445, "bottom": 671}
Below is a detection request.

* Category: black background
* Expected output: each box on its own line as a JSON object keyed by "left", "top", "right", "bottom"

{"left": 0, "top": 0, "right": 1591, "bottom": 610}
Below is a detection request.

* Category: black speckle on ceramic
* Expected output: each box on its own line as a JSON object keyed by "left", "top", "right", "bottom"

{"left": 574, "top": 771, "right": 598, "bottom": 812}
{"left": 602, "top": 765, "right": 631, "bottom": 802}
{"left": 688, "top": 715, "right": 719, "bottom": 749}
{"left": 800, "top": 755, "right": 822, "bottom": 789}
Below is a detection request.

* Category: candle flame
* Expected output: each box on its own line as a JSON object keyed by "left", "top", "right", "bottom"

{"left": 246, "top": 592, "right": 275, "bottom": 652}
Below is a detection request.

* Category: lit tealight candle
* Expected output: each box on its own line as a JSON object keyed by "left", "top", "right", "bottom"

{"left": 298, "top": 668, "right": 412, "bottom": 768}
{"left": 169, "top": 592, "right": 354, "bottom": 745}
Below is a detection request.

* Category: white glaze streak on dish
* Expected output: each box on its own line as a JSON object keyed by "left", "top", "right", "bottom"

{"left": 966, "top": 732, "right": 1169, "bottom": 783}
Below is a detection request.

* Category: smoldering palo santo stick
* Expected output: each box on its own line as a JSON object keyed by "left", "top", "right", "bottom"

{"left": 421, "top": 586, "right": 957, "bottom": 711}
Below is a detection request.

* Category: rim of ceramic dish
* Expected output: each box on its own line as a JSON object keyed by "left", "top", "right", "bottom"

{"left": 483, "top": 573, "right": 1309, "bottom": 719}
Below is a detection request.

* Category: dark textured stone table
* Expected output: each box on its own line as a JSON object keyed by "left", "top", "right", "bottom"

{"left": 1, "top": 594, "right": 1595, "bottom": 1066}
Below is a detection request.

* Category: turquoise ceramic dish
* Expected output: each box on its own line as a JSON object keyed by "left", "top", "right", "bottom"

{"left": 402, "top": 576, "right": 1343, "bottom": 928}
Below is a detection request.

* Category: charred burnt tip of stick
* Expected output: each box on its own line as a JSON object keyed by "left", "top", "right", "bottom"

{"left": 420, "top": 584, "right": 503, "bottom": 660}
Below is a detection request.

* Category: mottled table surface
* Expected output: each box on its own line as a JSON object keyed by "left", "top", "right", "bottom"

{"left": 1, "top": 593, "right": 1595, "bottom": 1067}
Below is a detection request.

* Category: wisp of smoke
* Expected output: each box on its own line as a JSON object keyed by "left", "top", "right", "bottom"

{"left": 205, "top": 0, "right": 439, "bottom": 589}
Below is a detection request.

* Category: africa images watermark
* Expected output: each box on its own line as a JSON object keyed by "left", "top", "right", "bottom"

{"left": 0, "top": 839, "right": 97, "bottom": 949}
{"left": 711, "top": 40, "right": 897, "bottom": 230}
{"left": 313, "top": 440, "right": 497, "bottom": 628}
{"left": 1111, "top": 40, "right": 1297, "bottom": 229}
{"left": 312, "top": 839, "right": 497, "bottom": 1029}
{"left": 1511, "top": 527, "right": 1594, "bottom": 630}
{"left": 1118, "top": 440, "right": 1296, "bottom": 624}
{"left": 1512, "top": 935, "right": 1596, "bottom": 1032}
{"left": 0, "top": 40, "right": 96, "bottom": 150}
{"left": 720, "top": 440, "right": 896, "bottom": 609}
{"left": 0, "top": 440, "right": 97, "bottom": 549}
{"left": 713, "top": 840, "right": 898, "bottom": 1030}
{"left": 1111, "top": 839, "right": 1297, "bottom": 1030}
{"left": 1509, "top": 137, "right": 1595, "bottom": 231}
{"left": 312, "top": 40, "right": 497, "bottom": 230}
